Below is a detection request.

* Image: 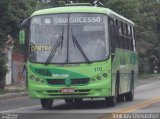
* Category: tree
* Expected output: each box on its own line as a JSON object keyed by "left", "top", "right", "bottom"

{"left": 0, "top": 0, "right": 10, "bottom": 49}
{"left": 104, "top": 0, "right": 160, "bottom": 73}
{"left": 50, "top": 0, "right": 60, "bottom": 7}
{"left": 0, "top": 0, "right": 37, "bottom": 86}
{"left": 0, "top": 0, "right": 160, "bottom": 75}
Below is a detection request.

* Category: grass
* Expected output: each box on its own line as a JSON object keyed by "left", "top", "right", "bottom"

{"left": 139, "top": 73, "right": 160, "bottom": 80}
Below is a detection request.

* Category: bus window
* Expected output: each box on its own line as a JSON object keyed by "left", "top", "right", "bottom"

{"left": 133, "top": 27, "right": 136, "bottom": 51}
{"left": 120, "top": 22, "right": 124, "bottom": 49}
{"left": 123, "top": 23, "right": 127, "bottom": 50}
{"left": 126, "top": 24, "right": 129, "bottom": 50}
{"left": 130, "top": 26, "right": 134, "bottom": 51}
{"left": 109, "top": 18, "right": 115, "bottom": 53}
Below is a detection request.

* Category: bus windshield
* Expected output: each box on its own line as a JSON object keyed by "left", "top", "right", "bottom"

{"left": 30, "top": 13, "right": 109, "bottom": 64}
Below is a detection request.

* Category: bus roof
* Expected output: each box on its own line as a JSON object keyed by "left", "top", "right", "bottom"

{"left": 31, "top": 6, "right": 134, "bottom": 25}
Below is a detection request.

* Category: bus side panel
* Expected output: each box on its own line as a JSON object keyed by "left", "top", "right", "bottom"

{"left": 112, "top": 49, "right": 138, "bottom": 95}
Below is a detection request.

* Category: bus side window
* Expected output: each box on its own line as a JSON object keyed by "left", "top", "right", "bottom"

{"left": 114, "top": 19, "right": 120, "bottom": 48}
{"left": 133, "top": 27, "right": 136, "bottom": 51}
{"left": 128, "top": 25, "right": 131, "bottom": 51}
{"left": 130, "top": 26, "right": 134, "bottom": 51}
{"left": 123, "top": 23, "right": 128, "bottom": 50}
{"left": 109, "top": 17, "right": 119, "bottom": 52}
{"left": 126, "top": 24, "right": 130, "bottom": 50}
{"left": 115, "top": 19, "right": 120, "bottom": 48}
{"left": 120, "top": 22, "right": 124, "bottom": 49}
{"left": 109, "top": 18, "right": 115, "bottom": 53}
{"left": 117, "top": 21, "right": 122, "bottom": 49}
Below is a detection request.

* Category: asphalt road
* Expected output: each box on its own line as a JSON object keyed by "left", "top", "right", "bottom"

{"left": 0, "top": 77, "right": 160, "bottom": 119}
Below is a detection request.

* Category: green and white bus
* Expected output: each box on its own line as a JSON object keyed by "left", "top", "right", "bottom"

{"left": 20, "top": 4, "right": 138, "bottom": 109}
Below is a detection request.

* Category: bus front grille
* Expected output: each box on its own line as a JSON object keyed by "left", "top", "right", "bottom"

{"left": 46, "top": 78, "right": 90, "bottom": 85}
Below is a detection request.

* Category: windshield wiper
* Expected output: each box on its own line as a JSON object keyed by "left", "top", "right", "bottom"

{"left": 71, "top": 29, "right": 90, "bottom": 64}
{"left": 45, "top": 26, "right": 64, "bottom": 65}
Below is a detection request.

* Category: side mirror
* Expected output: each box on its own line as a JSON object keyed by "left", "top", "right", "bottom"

{"left": 19, "top": 18, "right": 30, "bottom": 45}
{"left": 19, "top": 30, "right": 25, "bottom": 44}
{"left": 21, "top": 18, "right": 30, "bottom": 28}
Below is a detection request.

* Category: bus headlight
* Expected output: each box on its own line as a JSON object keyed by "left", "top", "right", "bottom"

{"left": 36, "top": 78, "right": 40, "bottom": 82}
{"left": 30, "top": 75, "right": 35, "bottom": 80}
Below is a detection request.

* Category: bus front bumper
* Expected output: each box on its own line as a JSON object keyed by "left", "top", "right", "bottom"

{"left": 28, "top": 81, "right": 112, "bottom": 99}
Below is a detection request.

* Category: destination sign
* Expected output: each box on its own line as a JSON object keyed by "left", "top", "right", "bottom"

{"left": 32, "top": 15, "right": 104, "bottom": 25}
{"left": 54, "top": 16, "right": 102, "bottom": 24}
{"left": 31, "top": 45, "right": 52, "bottom": 51}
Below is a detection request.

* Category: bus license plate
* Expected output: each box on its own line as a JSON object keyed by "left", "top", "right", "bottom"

{"left": 61, "top": 88, "right": 75, "bottom": 93}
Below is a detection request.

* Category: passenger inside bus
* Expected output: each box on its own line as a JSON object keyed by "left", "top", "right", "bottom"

{"left": 84, "top": 31, "right": 106, "bottom": 61}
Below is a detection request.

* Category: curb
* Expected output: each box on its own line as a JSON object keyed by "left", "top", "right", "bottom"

{"left": 0, "top": 92, "right": 28, "bottom": 100}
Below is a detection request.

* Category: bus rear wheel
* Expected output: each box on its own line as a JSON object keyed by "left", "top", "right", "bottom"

{"left": 125, "top": 83, "right": 134, "bottom": 101}
{"left": 117, "top": 94, "right": 124, "bottom": 102}
{"left": 40, "top": 99, "right": 53, "bottom": 109}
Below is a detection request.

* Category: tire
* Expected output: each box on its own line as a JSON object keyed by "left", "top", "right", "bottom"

{"left": 40, "top": 99, "right": 53, "bottom": 109}
{"left": 125, "top": 73, "right": 134, "bottom": 101}
{"left": 74, "top": 99, "right": 83, "bottom": 104}
{"left": 117, "top": 94, "right": 124, "bottom": 102}
{"left": 125, "top": 84, "right": 134, "bottom": 101}
{"left": 116, "top": 73, "right": 123, "bottom": 102}
{"left": 105, "top": 81, "right": 118, "bottom": 107}
{"left": 65, "top": 99, "right": 74, "bottom": 104}
{"left": 105, "top": 96, "right": 117, "bottom": 107}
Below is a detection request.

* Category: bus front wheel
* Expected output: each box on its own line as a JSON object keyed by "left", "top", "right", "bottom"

{"left": 65, "top": 99, "right": 74, "bottom": 104}
{"left": 105, "top": 82, "right": 118, "bottom": 107}
{"left": 40, "top": 99, "right": 53, "bottom": 109}
{"left": 74, "top": 99, "right": 83, "bottom": 103}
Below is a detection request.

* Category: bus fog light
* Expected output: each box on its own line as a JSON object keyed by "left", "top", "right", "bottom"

{"left": 102, "top": 73, "right": 108, "bottom": 77}
{"left": 36, "top": 78, "right": 40, "bottom": 82}
{"left": 41, "top": 80, "right": 45, "bottom": 83}
{"left": 30, "top": 75, "right": 35, "bottom": 80}
{"left": 97, "top": 76, "right": 101, "bottom": 80}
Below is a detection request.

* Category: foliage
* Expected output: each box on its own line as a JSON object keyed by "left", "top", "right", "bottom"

{"left": 0, "top": 52, "right": 8, "bottom": 77}
{"left": 105, "top": 0, "right": 160, "bottom": 73}
{"left": 0, "top": 0, "right": 160, "bottom": 74}
{"left": 8, "top": 0, "right": 37, "bottom": 53}
{"left": 0, "top": 0, "right": 37, "bottom": 78}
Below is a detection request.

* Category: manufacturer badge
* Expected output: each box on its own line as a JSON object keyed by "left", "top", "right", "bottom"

{"left": 65, "top": 78, "right": 71, "bottom": 85}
